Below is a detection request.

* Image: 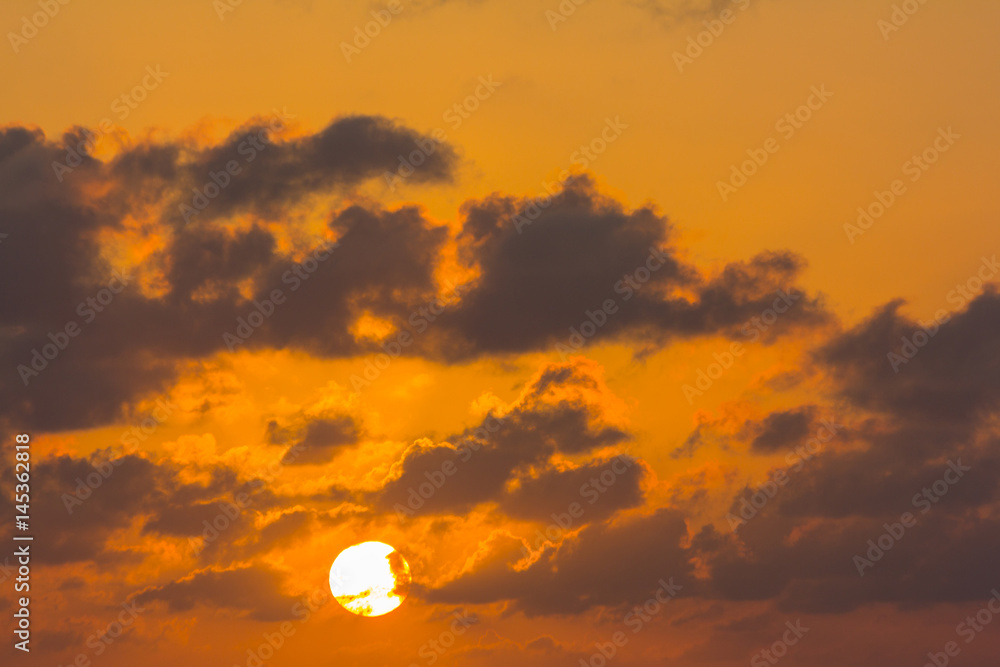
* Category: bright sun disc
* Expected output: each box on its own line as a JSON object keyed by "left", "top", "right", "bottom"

{"left": 330, "top": 541, "right": 411, "bottom": 617}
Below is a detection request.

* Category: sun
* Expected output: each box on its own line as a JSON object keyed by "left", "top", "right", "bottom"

{"left": 329, "top": 541, "right": 412, "bottom": 617}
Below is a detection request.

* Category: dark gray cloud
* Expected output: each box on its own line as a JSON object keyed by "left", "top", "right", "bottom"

{"left": 0, "top": 118, "right": 455, "bottom": 430}
{"left": 0, "top": 454, "right": 165, "bottom": 565}
{"left": 746, "top": 406, "right": 816, "bottom": 453}
{"left": 101, "top": 113, "right": 459, "bottom": 226}
{"left": 370, "top": 360, "right": 632, "bottom": 517}
{"left": 0, "top": 205, "right": 447, "bottom": 431}
{"left": 687, "top": 290, "right": 1000, "bottom": 613}
{"left": 0, "top": 125, "right": 115, "bottom": 324}
{"left": 280, "top": 415, "right": 362, "bottom": 465}
{"left": 433, "top": 177, "right": 830, "bottom": 358}
{"left": 0, "top": 449, "right": 290, "bottom": 567}
{"left": 425, "top": 508, "right": 693, "bottom": 616}
{"left": 499, "top": 455, "right": 645, "bottom": 523}
{"left": 819, "top": 291, "right": 1000, "bottom": 424}
{"left": 135, "top": 566, "right": 300, "bottom": 622}
{"left": 423, "top": 289, "right": 1000, "bottom": 617}
{"left": 0, "top": 121, "right": 833, "bottom": 436}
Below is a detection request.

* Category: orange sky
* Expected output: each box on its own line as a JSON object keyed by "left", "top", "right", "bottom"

{"left": 2, "top": 1, "right": 1000, "bottom": 666}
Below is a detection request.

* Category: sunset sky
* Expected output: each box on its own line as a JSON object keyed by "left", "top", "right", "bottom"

{"left": 2, "top": 0, "right": 1000, "bottom": 665}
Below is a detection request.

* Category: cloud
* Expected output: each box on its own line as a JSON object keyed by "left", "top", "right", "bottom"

{"left": 163, "top": 114, "right": 457, "bottom": 225}
{"left": 134, "top": 566, "right": 300, "bottom": 621}
{"left": 278, "top": 415, "right": 362, "bottom": 465}
{"left": 819, "top": 290, "right": 1000, "bottom": 424}
{"left": 0, "top": 199, "right": 448, "bottom": 431}
{"left": 0, "top": 454, "right": 164, "bottom": 564}
{"left": 425, "top": 508, "right": 693, "bottom": 615}
{"left": 0, "top": 449, "right": 290, "bottom": 568}
{"left": 433, "top": 176, "right": 830, "bottom": 358}
{"left": 630, "top": 0, "right": 756, "bottom": 27}
{"left": 685, "top": 290, "right": 1000, "bottom": 612}
{"left": 415, "top": 289, "right": 1000, "bottom": 617}
{"left": 370, "top": 359, "right": 633, "bottom": 517}
{"left": 1, "top": 121, "right": 830, "bottom": 437}
{"left": 745, "top": 406, "right": 817, "bottom": 453}
{"left": 499, "top": 455, "right": 645, "bottom": 523}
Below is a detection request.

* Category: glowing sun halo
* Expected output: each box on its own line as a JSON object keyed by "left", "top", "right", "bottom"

{"left": 330, "top": 541, "right": 411, "bottom": 617}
